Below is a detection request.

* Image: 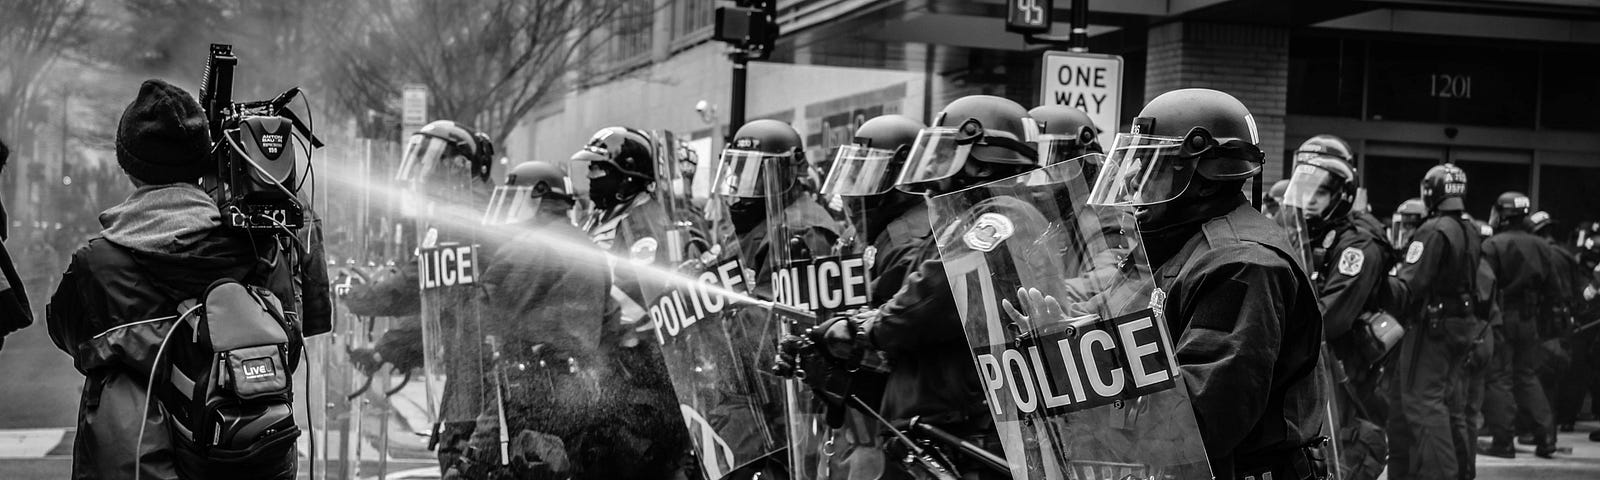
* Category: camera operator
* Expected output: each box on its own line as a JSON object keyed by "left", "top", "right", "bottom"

{"left": 45, "top": 79, "right": 328, "bottom": 479}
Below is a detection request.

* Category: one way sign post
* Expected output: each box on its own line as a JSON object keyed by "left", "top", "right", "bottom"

{"left": 1038, "top": 51, "right": 1123, "bottom": 147}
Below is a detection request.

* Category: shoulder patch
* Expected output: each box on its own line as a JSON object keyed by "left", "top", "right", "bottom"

{"left": 1405, "top": 241, "right": 1425, "bottom": 264}
{"left": 963, "top": 213, "right": 1015, "bottom": 253}
{"left": 1337, "top": 247, "right": 1365, "bottom": 276}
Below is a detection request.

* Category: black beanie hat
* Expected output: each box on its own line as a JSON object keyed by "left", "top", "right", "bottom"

{"left": 116, "top": 79, "right": 214, "bottom": 184}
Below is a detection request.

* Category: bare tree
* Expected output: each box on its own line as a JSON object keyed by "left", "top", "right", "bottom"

{"left": 0, "top": 0, "right": 89, "bottom": 146}
{"left": 322, "top": 0, "right": 651, "bottom": 143}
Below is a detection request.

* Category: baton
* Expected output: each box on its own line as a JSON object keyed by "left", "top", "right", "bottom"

{"left": 908, "top": 417, "right": 1009, "bottom": 474}
{"left": 1574, "top": 318, "right": 1600, "bottom": 333}
{"left": 848, "top": 396, "right": 958, "bottom": 480}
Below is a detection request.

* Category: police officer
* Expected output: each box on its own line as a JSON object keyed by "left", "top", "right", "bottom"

{"left": 715, "top": 119, "right": 840, "bottom": 279}
{"left": 1530, "top": 212, "right": 1588, "bottom": 436}
{"left": 1087, "top": 88, "right": 1326, "bottom": 480}
{"left": 1285, "top": 135, "right": 1395, "bottom": 480}
{"left": 1384, "top": 164, "right": 1485, "bottom": 479}
{"left": 449, "top": 160, "right": 646, "bottom": 479}
{"left": 818, "top": 95, "right": 1042, "bottom": 478}
{"left": 1028, "top": 104, "right": 1103, "bottom": 163}
{"left": 571, "top": 126, "right": 694, "bottom": 478}
{"left": 805, "top": 114, "right": 933, "bottom": 478}
{"left": 1480, "top": 192, "right": 1559, "bottom": 458}
{"left": 341, "top": 119, "right": 499, "bottom": 473}
{"left": 1390, "top": 198, "right": 1427, "bottom": 254}
{"left": 820, "top": 114, "right": 932, "bottom": 303}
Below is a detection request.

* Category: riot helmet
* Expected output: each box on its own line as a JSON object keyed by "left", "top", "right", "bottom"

{"left": 822, "top": 114, "right": 923, "bottom": 197}
{"left": 396, "top": 120, "right": 495, "bottom": 217}
{"left": 1028, "top": 105, "right": 1103, "bottom": 167}
{"left": 573, "top": 126, "right": 655, "bottom": 209}
{"left": 483, "top": 161, "right": 573, "bottom": 225}
{"left": 1263, "top": 179, "right": 1289, "bottom": 218}
{"left": 1088, "top": 88, "right": 1264, "bottom": 207}
{"left": 715, "top": 119, "right": 808, "bottom": 199}
{"left": 1390, "top": 197, "right": 1426, "bottom": 246}
{"left": 1420, "top": 163, "right": 1468, "bottom": 214}
{"left": 1577, "top": 221, "right": 1600, "bottom": 265}
{"left": 895, "top": 95, "right": 1040, "bottom": 194}
{"left": 1529, "top": 211, "right": 1554, "bottom": 237}
{"left": 1489, "top": 191, "right": 1532, "bottom": 230}
{"left": 1283, "top": 149, "right": 1357, "bottom": 231}
{"left": 1294, "top": 135, "right": 1353, "bottom": 165}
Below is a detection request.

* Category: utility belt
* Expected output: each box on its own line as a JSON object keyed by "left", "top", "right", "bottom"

{"left": 1422, "top": 294, "right": 1490, "bottom": 356}
{"left": 1423, "top": 293, "right": 1476, "bottom": 320}
{"left": 1235, "top": 437, "right": 1330, "bottom": 480}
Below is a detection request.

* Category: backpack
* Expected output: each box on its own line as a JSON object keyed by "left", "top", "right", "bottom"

{"left": 149, "top": 278, "right": 301, "bottom": 479}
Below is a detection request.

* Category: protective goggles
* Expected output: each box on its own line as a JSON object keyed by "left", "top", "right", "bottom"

{"left": 714, "top": 149, "right": 794, "bottom": 199}
{"left": 821, "top": 144, "right": 902, "bottom": 196}
{"left": 1086, "top": 133, "right": 1196, "bottom": 207}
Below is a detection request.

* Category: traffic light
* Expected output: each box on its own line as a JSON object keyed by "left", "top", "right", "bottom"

{"left": 714, "top": 0, "right": 778, "bottom": 60}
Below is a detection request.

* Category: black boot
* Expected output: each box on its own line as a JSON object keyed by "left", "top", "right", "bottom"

{"left": 1480, "top": 439, "right": 1515, "bottom": 459}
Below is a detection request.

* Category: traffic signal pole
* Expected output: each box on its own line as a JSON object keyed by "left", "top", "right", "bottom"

{"left": 730, "top": 55, "right": 747, "bottom": 143}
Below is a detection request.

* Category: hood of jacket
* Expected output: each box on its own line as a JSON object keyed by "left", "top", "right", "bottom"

{"left": 97, "top": 183, "right": 258, "bottom": 300}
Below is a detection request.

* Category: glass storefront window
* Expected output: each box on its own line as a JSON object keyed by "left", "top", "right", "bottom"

{"left": 1288, "top": 36, "right": 1364, "bottom": 118}
{"left": 1365, "top": 40, "right": 1537, "bottom": 127}
{"left": 1537, "top": 164, "right": 1600, "bottom": 241}
{"left": 1364, "top": 155, "right": 1441, "bottom": 218}
{"left": 1451, "top": 158, "right": 1531, "bottom": 221}
{"left": 1541, "top": 48, "right": 1600, "bottom": 132}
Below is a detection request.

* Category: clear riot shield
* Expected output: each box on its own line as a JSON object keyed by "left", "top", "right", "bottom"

{"left": 1280, "top": 167, "right": 1345, "bottom": 480}
{"left": 930, "top": 157, "right": 1212, "bottom": 480}
{"left": 648, "top": 203, "right": 787, "bottom": 476}
{"left": 759, "top": 158, "right": 850, "bottom": 480}
{"left": 414, "top": 229, "right": 491, "bottom": 474}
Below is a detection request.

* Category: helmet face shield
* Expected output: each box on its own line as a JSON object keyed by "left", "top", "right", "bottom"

{"left": 1086, "top": 133, "right": 1195, "bottom": 207}
{"left": 894, "top": 127, "right": 973, "bottom": 193}
{"left": 714, "top": 149, "right": 793, "bottom": 199}
{"left": 1037, "top": 135, "right": 1084, "bottom": 167}
{"left": 397, "top": 134, "right": 454, "bottom": 184}
{"left": 1284, "top": 163, "right": 1334, "bottom": 215}
{"left": 482, "top": 185, "right": 541, "bottom": 225}
{"left": 821, "top": 144, "right": 900, "bottom": 196}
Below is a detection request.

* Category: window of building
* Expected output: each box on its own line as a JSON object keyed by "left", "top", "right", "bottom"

{"left": 1287, "top": 35, "right": 1363, "bottom": 118}
{"left": 1365, "top": 40, "right": 1537, "bottom": 128}
{"left": 672, "top": 0, "right": 714, "bottom": 46}
{"left": 1452, "top": 157, "right": 1531, "bottom": 221}
{"left": 611, "top": 0, "right": 654, "bottom": 64}
{"left": 1537, "top": 163, "right": 1600, "bottom": 241}
{"left": 1540, "top": 48, "right": 1600, "bottom": 132}
{"left": 1363, "top": 154, "right": 1438, "bottom": 218}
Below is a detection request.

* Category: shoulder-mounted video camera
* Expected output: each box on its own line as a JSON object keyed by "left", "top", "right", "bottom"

{"left": 199, "top": 43, "right": 324, "bottom": 233}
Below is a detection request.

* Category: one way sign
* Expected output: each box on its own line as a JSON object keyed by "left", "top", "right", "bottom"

{"left": 1038, "top": 52, "right": 1123, "bottom": 147}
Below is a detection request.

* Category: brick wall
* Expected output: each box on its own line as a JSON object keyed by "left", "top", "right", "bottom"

{"left": 1145, "top": 22, "right": 1291, "bottom": 182}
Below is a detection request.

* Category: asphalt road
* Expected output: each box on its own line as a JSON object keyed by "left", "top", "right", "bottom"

{"left": 1, "top": 306, "right": 1597, "bottom": 480}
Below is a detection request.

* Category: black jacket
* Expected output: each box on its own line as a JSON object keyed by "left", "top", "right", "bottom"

{"left": 1149, "top": 196, "right": 1325, "bottom": 477}
{"left": 1311, "top": 210, "right": 1395, "bottom": 341}
{"left": 1483, "top": 228, "right": 1558, "bottom": 312}
{"left": 1387, "top": 212, "right": 1482, "bottom": 318}
{"left": 0, "top": 238, "right": 28, "bottom": 341}
{"left": 49, "top": 233, "right": 303, "bottom": 480}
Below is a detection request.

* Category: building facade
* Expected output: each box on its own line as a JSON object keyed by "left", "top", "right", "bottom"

{"left": 515, "top": 0, "right": 1600, "bottom": 238}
